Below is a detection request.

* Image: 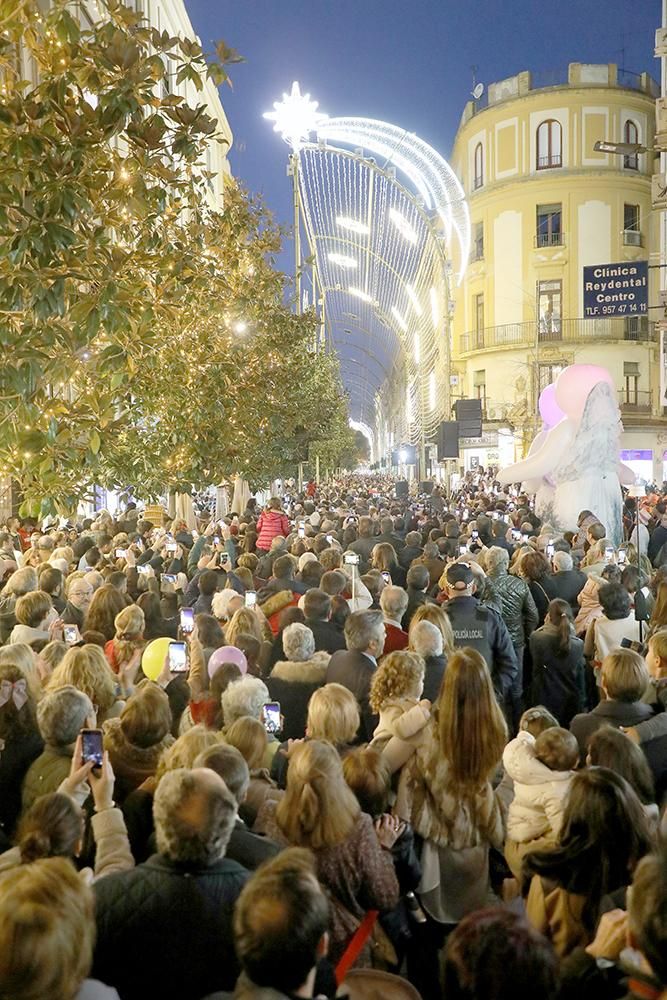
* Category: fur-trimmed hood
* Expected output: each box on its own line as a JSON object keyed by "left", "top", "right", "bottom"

{"left": 270, "top": 650, "right": 329, "bottom": 683}
{"left": 258, "top": 589, "right": 295, "bottom": 620}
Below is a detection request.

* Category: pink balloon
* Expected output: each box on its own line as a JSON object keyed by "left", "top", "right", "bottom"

{"left": 208, "top": 645, "right": 248, "bottom": 679}
{"left": 554, "top": 365, "right": 614, "bottom": 420}
{"left": 538, "top": 383, "right": 565, "bottom": 428}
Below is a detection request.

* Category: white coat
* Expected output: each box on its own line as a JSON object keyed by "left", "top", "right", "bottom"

{"left": 502, "top": 731, "right": 574, "bottom": 844}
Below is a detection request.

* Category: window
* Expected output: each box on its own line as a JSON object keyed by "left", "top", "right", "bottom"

{"left": 623, "top": 362, "right": 640, "bottom": 404}
{"left": 473, "top": 370, "right": 486, "bottom": 415}
{"left": 473, "top": 143, "right": 484, "bottom": 190}
{"left": 536, "top": 119, "right": 562, "bottom": 169}
{"left": 537, "top": 280, "right": 562, "bottom": 340}
{"left": 473, "top": 293, "right": 485, "bottom": 348}
{"left": 623, "top": 203, "right": 641, "bottom": 245}
{"left": 472, "top": 221, "right": 484, "bottom": 260}
{"left": 539, "top": 363, "right": 566, "bottom": 394}
{"left": 536, "top": 203, "right": 563, "bottom": 247}
{"left": 623, "top": 120, "right": 639, "bottom": 170}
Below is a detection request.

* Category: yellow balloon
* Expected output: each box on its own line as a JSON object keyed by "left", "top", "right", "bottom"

{"left": 141, "top": 637, "right": 172, "bottom": 681}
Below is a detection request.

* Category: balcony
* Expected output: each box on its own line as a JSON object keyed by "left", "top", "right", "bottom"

{"left": 534, "top": 232, "right": 565, "bottom": 248}
{"left": 536, "top": 154, "right": 562, "bottom": 170}
{"left": 623, "top": 229, "right": 643, "bottom": 247}
{"left": 459, "top": 317, "right": 655, "bottom": 354}
{"left": 618, "top": 389, "right": 652, "bottom": 413}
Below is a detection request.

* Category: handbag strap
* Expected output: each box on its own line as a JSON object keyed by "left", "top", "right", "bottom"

{"left": 335, "top": 910, "right": 379, "bottom": 985}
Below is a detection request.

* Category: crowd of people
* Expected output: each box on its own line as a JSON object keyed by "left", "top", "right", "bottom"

{"left": 0, "top": 469, "right": 666, "bottom": 1000}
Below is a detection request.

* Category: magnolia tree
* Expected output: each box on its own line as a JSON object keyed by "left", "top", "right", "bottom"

{"left": 0, "top": 0, "right": 350, "bottom": 515}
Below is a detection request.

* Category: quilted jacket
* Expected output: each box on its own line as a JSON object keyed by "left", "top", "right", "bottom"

{"left": 92, "top": 853, "right": 249, "bottom": 1000}
{"left": 487, "top": 570, "right": 539, "bottom": 647}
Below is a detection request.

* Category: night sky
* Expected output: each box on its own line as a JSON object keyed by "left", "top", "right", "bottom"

{"left": 185, "top": 0, "right": 658, "bottom": 244}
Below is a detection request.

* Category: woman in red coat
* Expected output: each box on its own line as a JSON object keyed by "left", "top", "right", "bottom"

{"left": 255, "top": 498, "right": 290, "bottom": 554}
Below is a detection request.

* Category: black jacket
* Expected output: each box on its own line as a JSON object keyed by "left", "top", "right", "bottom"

{"left": 403, "top": 588, "right": 437, "bottom": 631}
{"left": 570, "top": 700, "right": 654, "bottom": 758}
{"left": 648, "top": 523, "right": 667, "bottom": 564}
{"left": 266, "top": 654, "right": 329, "bottom": 740}
{"left": 326, "top": 648, "right": 378, "bottom": 741}
{"left": 399, "top": 544, "right": 423, "bottom": 569}
{"left": 93, "top": 853, "right": 249, "bottom": 1000}
{"left": 548, "top": 570, "right": 587, "bottom": 616}
{"left": 305, "top": 617, "right": 347, "bottom": 654}
{"left": 226, "top": 819, "right": 280, "bottom": 870}
{"left": 528, "top": 625, "right": 585, "bottom": 727}
{"left": 440, "top": 595, "right": 518, "bottom": 700}
{"left": 422, "top": 653, "right": 447, "bottom": 702}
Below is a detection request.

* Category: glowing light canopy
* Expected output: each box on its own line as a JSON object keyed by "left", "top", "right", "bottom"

{"left": 264, "top": 81, "right": 470, "bottom": 446}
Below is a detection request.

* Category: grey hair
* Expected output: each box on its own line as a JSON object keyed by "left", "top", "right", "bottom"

{"left": 220, "top": 676, "right": 269, "bottom": 726}
{"left": 410, "top": 620, "right": 443, "bottom": 658}
{"left": 553, "top": 551, "right": 573, "bottom": 572}
{"left": 154, "top": 767, "right": 237, "bottom": 865}
{"left": 37, "top": 684, "right": 93, "bottom": 746}
{"left": 1, "top": 567, "right": 38, "bottom": 598}
{"left": 380, "top": 585, "right": 409, "bottom": 619}
{"left": 344, "top": 609, "right": 385, "bottom": 653}
{"left": 486, "top": 546, "right": 510, "bottom": 575}
{"left": 283, "top": 622, "right": 315, "bottom": 662}
{"left": 422, "top": 542, "right": 439, "bottom": 559}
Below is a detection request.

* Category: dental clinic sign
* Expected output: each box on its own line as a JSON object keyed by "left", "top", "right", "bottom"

{"left": 583, "top": 261, "right": 648, "bottom": 318}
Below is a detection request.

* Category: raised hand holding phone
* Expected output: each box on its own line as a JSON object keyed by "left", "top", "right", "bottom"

{"left": 88, "top": 751, "right": 116, "bottom": 812}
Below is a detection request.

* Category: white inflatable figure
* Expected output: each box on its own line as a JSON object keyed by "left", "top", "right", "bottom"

{"left": 497, "top": 365, "right": 625, "bottom": 545}
{"left": 520, "top": 383, "right": 564, "bottom": 505}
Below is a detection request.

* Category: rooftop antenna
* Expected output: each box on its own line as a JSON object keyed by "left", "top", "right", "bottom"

{"left": 471, "top": 65, "right": 484, "bottom": 102}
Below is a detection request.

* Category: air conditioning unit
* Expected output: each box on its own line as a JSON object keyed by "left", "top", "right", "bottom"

{"left": 624, "top": 230, "right": 642, "bottom": 247}
{"left": 652, "top": 173, "right": 667, "bottom": 210}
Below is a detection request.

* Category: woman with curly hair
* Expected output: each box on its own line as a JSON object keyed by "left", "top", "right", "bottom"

{"left": 369, "top": 650, "right": 430, "bottom": 771}
{"left": 104, "top": 605, "right": 146, "bottom": 677}
{"left": 84, "top": 584, "right": 126, "bottom": 643}
{"left": 47, "top": 644, "right": 123, "bottom": 724}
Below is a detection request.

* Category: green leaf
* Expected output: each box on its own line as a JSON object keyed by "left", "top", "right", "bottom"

{"left": 90, "top": 430, "right": 101, "bottom": 454}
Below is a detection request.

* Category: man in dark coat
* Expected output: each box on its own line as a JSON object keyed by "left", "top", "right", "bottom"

{"left": 93, "top": 768, "right": 249, "bottom": 1000}
{"left": 326, "top": 608, "right": 385, "bottom": 741}
{"left": 303, "top": 589, "right": 346, "bottom": 654}
{"left": 403, "top": 564, "right": 437, "bottom": 630}
{"left": 548, "top": 551, "right": 587, "bottom": 615}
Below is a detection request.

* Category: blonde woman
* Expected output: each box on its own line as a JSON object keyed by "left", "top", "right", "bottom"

{"left": 255, "top": 739, "right": 399, "bottom": 964}
{"left": 104, "top": 605, "right": 146, "bottom": 677}
{"left": 224, "top": 716, "right": 283, "bottom": 826}
{"left": 48, "top": 644, "right": 122, "bottom": 723}
{"left": 0, "top": 644, "right": 42, "bottom": 702}
{"left": 396, "top": 648, "right": 507, "bottom": 995}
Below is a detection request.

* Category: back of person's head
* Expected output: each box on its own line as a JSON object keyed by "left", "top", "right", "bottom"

{"left": 220, "top": 675, "right": 269, "bottom": 728}
{"left": 37, "top": 566, "right": 62, "bottom": 597}
{"left": 224, "top": 715, "right": 267, "bottom": 770}
{"left": 195, "top": 743, "right": 249, "bottom": 805}
{"left": 406, "top": 564, "right": 429, "bottom": 591}
{"left": 282, "top": 622, "right": 316, "bottom": 663}
{"left": 276, "top": 739, "right": 359, "bottom": 849}
{"left": 306, "top": 682, "right": 359, "bottom": 745}
{"left": 15, "top": 590, "right": 52, "bottom": 628}
{"left": 47, "top": 644, "right": 117, "bottom": 714}
{"left": 409, "top": 619, "right": 444, "bottom": 659}
{"left": 342, "top": 747, "right": 391, "bottom": 817}
{"left": 16, "top": 792, "right": 82, "bottom": 863}
{"left": 520, "top": 550, "right": 550, "bottom": 582}
{"left": 621, "top": 565, "right": 642, "bottom": 594}
{"left": 36, "top": 685, "right": 93, "bottom": 747}
{"left": 599, "top": 582, "right": 631, "bottom": 621}
{"left": 369, "top": 650, "right": 424, "bottom": 712}
{"left": 155, "top": 724, "right": 221, "bottom": 783}
{"left": 379, "top": 585, "right": 408, "bottom": 621}
{"left": 405, "top": 531, "right": 422, "bottom": 548}
{"left": 344, "top": 608, "right": 385, "bottom": 653}
{"left": 628, "top": 846, "right": 667, "bottom": 986}
{"left": 588, "top": 725, "right": 655, "bottom": 805}
{"left": 443, "top": 908, "right": 559, "bottom": 1000}
{"left": 552, "top": 551, "right": 573, "bottom": 572}
{"left": 0, "top": 857, "right": 95, "bottom": 1000}
{"left": 198, "top": 570, "right": 220, "bottom": 598}
{"left": 588, "top": 522, "right": 606, "bottom": 542}
{"left": 2, "top": 566, "right": 38, "bottom": 598}
{"left": 358, "top": 516, "right": 373, "bottom": 538}
{"left": 545, "top": 599, "right": 574, "bottom": 655}
{"left": 534, "top": 728, "right": 579, "bottom": 772}
{"left": 519, "top": 705, "right": 559, "bottom": 737}
{"left": 234, "top": 847, "right": 329, "bottom": 993}
{"left": 273, "top": 555, "right": 295, "bottom": 582}
{"left": 486, "top": 546, "right": 510, "bottom": 575}
{"left": 303, "top": 588, "right": 331, "bottom": 622}
{"left": 121, "top": 681, "right": 172, "bottom": 748}
{"left": 409, "top": 604, "right": 454, "bottom": 655}
{"left": 114, "top": 604, "right": 144, "bottom": 641}
{"left": 154, "top": 767, "right": 237, "bottom": 865}
{"left": 600, "top": 648, "right": 649, "bottom": 702}
{"left": 320, "top": 569, "right": 346, "bottom": 597}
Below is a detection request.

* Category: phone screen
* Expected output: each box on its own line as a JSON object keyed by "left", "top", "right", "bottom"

{"left": 168, "top": 641, "right": 188, "bottom": 673}
{"left": 213, "top": 536, "right": 220, "bottom": 546}
{"left": 261, "top": 702, "right": 281, "bottom": 735}
{"left": 604, "top": 547, "right": 615, "bottom": 562}
{"left": 344, "top": 552, "right": 359, "bottom": 565}
{"left": 162, "top": 573, "right": 177, "bottom": 584}
{"left": 137, "top": 564, "right": 151, "bottom": 576}
{"left": 326, "top": 534, "right": 333, "bottom": 544}
{"left": 547, "top": 544, "right": 555, "bottom": 557}
{"left": 63, "top": 624, "right": 80, "bottom": 645}
{"left": 81, "top": 729, "right": 104, "bottom": 769}
{"left": 381, "top": 571, "right": 392, "bottom": 584}
{"left": 297, "top": 525, "right": 305, "bottom": 538}
{"left": 471, "top": 530, "right": 479, "bottom": 540}
{"left": 459, "top": 544, "right": 468, "bottom": 556}
{"left": 245, "top": 591, "right": 257, "bottom": 608}
{"left": 511, "top": 530, "right": 521, "bottom": 541}
{"left": 115, "top": 548, "right": 126, "bottom": 559}
{"left": 166, "top": 542, "right": 177, "bottom": 553}
{"left": 618, "top": 550, "right": 627, "bottom": 564}
{"left": 180, "top": 608, "right": 194, "bottom": 633}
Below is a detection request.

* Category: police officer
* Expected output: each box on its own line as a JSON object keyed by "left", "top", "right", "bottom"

{"left": 441, "top": 562, "right": 518, "bottom": 703}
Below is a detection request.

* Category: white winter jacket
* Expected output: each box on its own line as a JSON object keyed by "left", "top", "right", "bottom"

{"left": 502, "top": 731, "right": 574, "bottom": 844}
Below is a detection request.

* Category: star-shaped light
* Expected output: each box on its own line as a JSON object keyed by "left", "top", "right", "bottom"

{"left": 263, "top": 81, "right": 328, "bottom": 150}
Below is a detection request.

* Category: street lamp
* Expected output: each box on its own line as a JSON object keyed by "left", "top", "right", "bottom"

{"left": 593, "top": 140, "right": 651, "bottom": 155}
